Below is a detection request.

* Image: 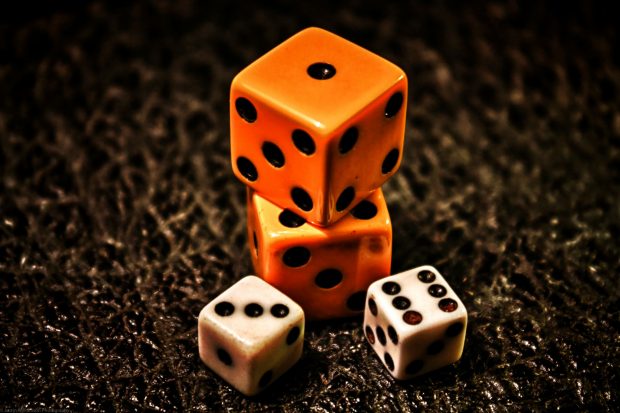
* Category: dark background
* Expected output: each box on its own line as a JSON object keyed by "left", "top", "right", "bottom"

{"left": 1, "top": 0, "right": 619, "bottom": 411}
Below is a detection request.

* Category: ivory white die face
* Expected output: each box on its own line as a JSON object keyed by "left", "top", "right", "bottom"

{"left": 198, "top": 276, "right": 304, "bottom": 396}
{"left": 363, "top": 266, "right": 467, "bottom": 379}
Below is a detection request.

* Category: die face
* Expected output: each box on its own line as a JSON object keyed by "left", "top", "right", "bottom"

{"left": 231, "top": 27, "right": 407, "bottom": 226}
{"left": 363, "top": 266, "right": 467, "bottom": 380}
{"left": 198, "top": 276, "right": 304, "bottom": 395}
{"left": 247, "top": 189, "right": 392, "bottom": 320}
{"left": 198, "top": 315, "right": 257, "bottom": 394}
{"left": 325, "top": 82, "right": 407, "bottom": 224}
{"left": 231, "top": 100, "right": 330, "bottom": 224}
{"left": 233, "top": 27, "right": 406, "bottom": 132}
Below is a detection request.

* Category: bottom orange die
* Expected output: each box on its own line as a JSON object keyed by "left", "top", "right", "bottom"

{"left": 247, "top": 188, "right": 392, "bottom": 320}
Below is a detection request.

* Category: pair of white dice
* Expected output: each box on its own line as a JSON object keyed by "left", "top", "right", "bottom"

{"left": 197, "top": 267, "right": 466, "bottom": 395}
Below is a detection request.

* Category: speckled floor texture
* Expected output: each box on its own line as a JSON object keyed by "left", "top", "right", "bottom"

{"left": 1, "top": 1, "right": 619, "bottom": 411}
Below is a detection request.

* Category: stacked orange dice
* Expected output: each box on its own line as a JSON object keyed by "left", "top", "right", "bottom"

{"left": 230, "top": 28, "right": 408, "bottom": 320}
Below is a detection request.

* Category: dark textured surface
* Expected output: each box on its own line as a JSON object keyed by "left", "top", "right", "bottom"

{"left": 1, "top": 1, "right": 619, "bottom": 411}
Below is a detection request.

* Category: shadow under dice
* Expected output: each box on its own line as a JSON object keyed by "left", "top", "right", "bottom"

{"left": 363, "top": 266, "right": 467, "bottom": 379}
{"left": 247, "top": 188, "right": 392, "bottom": 320}
{"left": 198, "top": 276, "right": 305, "bottom": 396}
{"left": 231, "top": 27, "right": 407, "bottom": 226}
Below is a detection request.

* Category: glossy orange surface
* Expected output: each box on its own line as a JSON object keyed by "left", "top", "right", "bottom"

{"left": 247, "top": 188, "right": 392, "bottom": 320}
{"left": 231, "top": 27, "right": 407, "bottom": 226}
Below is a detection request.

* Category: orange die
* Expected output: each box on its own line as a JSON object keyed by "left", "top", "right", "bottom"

{"left": 247, "top": 188, "right": 392, "bottom": 320}
{"left": 231, "top": 27, "right": 407, "bottom": 226}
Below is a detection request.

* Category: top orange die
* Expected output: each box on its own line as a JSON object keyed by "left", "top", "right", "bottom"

{"left": 230, "top": 27, "right": 407, "bottom": 226}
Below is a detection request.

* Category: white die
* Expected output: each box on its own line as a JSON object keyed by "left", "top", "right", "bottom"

{"left": 363, "top": 265, "right": 467, "bottom": 379}
{"left": 198, "top": 276, "right": 304, "bottom": 395}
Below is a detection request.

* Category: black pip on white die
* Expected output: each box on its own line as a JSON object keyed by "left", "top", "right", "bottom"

{"left": 363, "top": 266, "right": 467, "bottom": 379}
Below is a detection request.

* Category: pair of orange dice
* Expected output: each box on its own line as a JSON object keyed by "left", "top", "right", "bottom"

{"left": 230, "top": 28, "right": 408, "bottom": 319}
